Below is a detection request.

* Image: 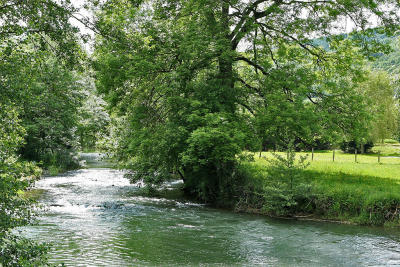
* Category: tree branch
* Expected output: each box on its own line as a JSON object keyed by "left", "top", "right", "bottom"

{"left": 257, "top": 22, "right": 326, "bottom": 59}
{"left": 238, "top": 101, "right": 255, "bottom": 115}
{"left": 237, "top": 77, "right": 264, "bottom": 98}
{"left": 230, "top": 0, "right": 283, "bottom": 49}
{"left": 235, "top": 56, "right": 270, "bottom": 76}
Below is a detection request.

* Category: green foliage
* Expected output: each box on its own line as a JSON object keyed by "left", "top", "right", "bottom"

{"left": 0, "top": 2, "right": 88, "bottom": 262}
{"left": 0, "top": 39, "right": 89, "bottom": 171}
{"left": 0, "top": 104, "right": 25, "bottom": 158}
{"left": 0, "top": 233, "right": 49, "bottom": 267}
{"left": 373, "top": 38, "right": 400, "bottom": 75}
{"left": 234, "top": 162, "right": 266, "bottom": 212}
{"left": 77, "top": 80, "right": 110, "bottom": 151}
{"left": 181, "top": 114, "right": 248, "bottom": 204}
{"left": 0, "top": 104, "right": 46, "bottom": 266}
{"left": 0, "top": 0, "right": 85, "bottom": 67}
{"left": 93, "top": 0, "right": 400, "bottom": 204}
{"left": 361, "top": 71, "right": 399, "bottom": 142}
{"left": 262, "top": 146, "right": 311, "bottom": 216}
{"left": 0, "top": 105, "right": 40, "bottom": 230}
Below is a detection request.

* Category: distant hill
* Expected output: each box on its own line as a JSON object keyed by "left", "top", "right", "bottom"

{"left": 313, "top": 34, "right": 400, "bottom": 75}
{"left": 372, "top": 39, "right": 400, "bottom": 74}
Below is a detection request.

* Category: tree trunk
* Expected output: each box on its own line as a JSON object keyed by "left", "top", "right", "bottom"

{"left": 218, "top": 1, "right": 235, "bottom": 111}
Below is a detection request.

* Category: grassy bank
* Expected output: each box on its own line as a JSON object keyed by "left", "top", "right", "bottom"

{"left": 238, "top": 148, "right": 400, "bottom": 226}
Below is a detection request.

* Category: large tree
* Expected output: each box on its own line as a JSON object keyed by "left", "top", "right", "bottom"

{"left": 94, "top": 0, "right": 400, "bottom": 203}
{"left": 0, "top": 0, "right": 89, "bottom": 63}
{"left": 0, "top": 0, "right": 91, "bottom": 167}
{"left": 363, "top": 71, "right": 399, "bottom": 143}
{"left": 0, "top": 36, "right": 87, "bottom": 169}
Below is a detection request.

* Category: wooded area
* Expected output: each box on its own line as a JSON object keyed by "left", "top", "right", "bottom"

{"left": 1, "top": 0, "right": 400, "bottom": 265}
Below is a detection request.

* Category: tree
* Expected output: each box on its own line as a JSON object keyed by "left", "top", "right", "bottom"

{"left": 93, "top": 0, "right": 400, "bottom": 203}
{"left": 0, "top": 0, "right": 85, "bottom": 66}
{"left": 0, "top": 1, "right": 89, "bottom": 264}
{"left": 362, "top": 71, "right": 399, "bottom": 143}
{"left": 77, "top": 77, "right": 111, "bottom": 151}
{"left": 373, "top": 38, "right": 400, "bottom": 75}
{"left": 0, "top": 39, "right": 86, "bottom": 170}
{"left": 0, "top": 104, "right": 47, "bottom": 266}
{"left": 0, "top": 0, "right": 91, "bottom": 169}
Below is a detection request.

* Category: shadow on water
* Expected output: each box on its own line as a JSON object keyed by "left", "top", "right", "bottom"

{"left": 19, "top": 153, "right": 400, "bottom": 266}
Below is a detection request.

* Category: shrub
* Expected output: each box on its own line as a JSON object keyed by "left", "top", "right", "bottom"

{"left": 234, "top": 161, "right": 266, "bottom": 212}
{"left": 0, "top": 104, "right": 49, "bottom": 266}
{"left": 262, "top": 146, "right": 312, "bottom": 216}
{"left": 0, "top": 233, "right": 49, "bottom": 267}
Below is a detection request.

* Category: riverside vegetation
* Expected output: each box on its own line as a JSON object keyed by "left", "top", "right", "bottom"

{"left": 236, "top": 143, "right": 400, "bottom": 226}
{"left": 2, "top": 0, "right": 400, "bottom": 265}
{"left": 94, "top": 0, "right": 400, "bottom": 226}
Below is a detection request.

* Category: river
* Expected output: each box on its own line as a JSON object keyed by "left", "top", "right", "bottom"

{"left": 20, "top": 153, "right": 400, "bottom": 266}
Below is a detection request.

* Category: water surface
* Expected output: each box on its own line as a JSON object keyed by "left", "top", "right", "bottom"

{"left": 21, "top": 153, "right": 400, "bottom": 266}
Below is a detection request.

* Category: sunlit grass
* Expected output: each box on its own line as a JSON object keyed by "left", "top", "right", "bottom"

{"left": 245, "top": 148, "right": 400, "bottom": 225}
{"left": 371, "top": 143, "right": 400, "bottom": 157}
{"left": 252, "top": 150, "right": 400, "bottom": 180}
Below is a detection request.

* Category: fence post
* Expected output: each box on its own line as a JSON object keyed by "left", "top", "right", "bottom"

{"left": 312, "top": 147, "right": 314, "bottom": 161}
{"left": 378, "top": 151, "right": 381, "bottom": 163}
{"left": 333, "top": 149, "right": 335, "bottom": 162}
{"left": 355, "top": 149, "right": 357, "bottom": 163}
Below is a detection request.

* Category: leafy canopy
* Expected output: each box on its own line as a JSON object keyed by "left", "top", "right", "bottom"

{"left": 93, "top": 0, "right": 400, "bottom": 202}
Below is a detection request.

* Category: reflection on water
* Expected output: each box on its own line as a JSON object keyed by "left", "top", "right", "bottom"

{"left": 20, "top": 154, "right": 400, "bottom": 266}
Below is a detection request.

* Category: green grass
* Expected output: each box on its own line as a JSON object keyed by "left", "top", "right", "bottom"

{"left": 254, "top": 150, "right": 400, "bottom": 180}
{"left": 243, "top": 148, "right": 400, "bottom": 226}
{"left": 371, "top": 143, "right": 400, "bottom": 157}
{"left": 383, "top": 138, "right": 400, "bottom": 144}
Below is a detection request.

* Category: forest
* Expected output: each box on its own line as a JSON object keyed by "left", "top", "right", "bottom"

{"left": 1, "top": 0, "right": 400, "bottom": 265}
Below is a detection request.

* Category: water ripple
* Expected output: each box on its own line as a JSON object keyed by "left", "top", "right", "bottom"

{"left": 17, "top": 154, "right": 400, "bottom": 266}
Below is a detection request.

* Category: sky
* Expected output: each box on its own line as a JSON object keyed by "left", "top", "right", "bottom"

{"left": 69, "top": 0, "right": 96, "bottom": 52}
{"left": 68, "top": 0, "right": 386, "bottom": 53}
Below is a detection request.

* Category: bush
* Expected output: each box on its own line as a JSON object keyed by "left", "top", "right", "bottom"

{"left": 180, "top": 116, "right": 247, "bottom": 205}
{"left": 0, "top": 233, "right": 49, "bottom": 267}
{"left": 234, "top": 161, "right": 266, "bottom": 212}
{"left": 0, "top": 104, "right": 49, "bottom": 266}
{"left": 262, "top": 146, "right": 312, "bottom": 216}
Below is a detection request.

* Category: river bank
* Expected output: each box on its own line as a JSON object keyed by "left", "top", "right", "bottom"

{"left": 232, "top": 151, "right": 400, "bottom": 227}
{"left": 76, "top": 151, "right": 400, "bottom": 227}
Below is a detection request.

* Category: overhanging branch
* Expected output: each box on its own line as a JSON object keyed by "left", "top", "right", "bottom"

{"left": 235, "top": 56, "right": 270, "bottom": 76}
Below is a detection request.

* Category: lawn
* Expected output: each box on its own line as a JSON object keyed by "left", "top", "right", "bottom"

{"left": 254, "top": 149, "right": 400, "bottom": 180}
{"left": 243, "top": 145, "right": 400, "bottom": 226}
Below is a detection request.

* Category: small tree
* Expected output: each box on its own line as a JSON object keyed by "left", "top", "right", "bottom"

{"left": 263, "top": 144, "right": 311, "bottom": 216}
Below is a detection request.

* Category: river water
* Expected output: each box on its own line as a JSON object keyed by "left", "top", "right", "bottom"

{"left": 20, "top": 153, "right": 400, "bottom": 266}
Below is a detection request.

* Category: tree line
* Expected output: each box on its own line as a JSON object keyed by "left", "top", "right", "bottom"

{"left": 0, "top": 1, "right": 107, "bottom": 265}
